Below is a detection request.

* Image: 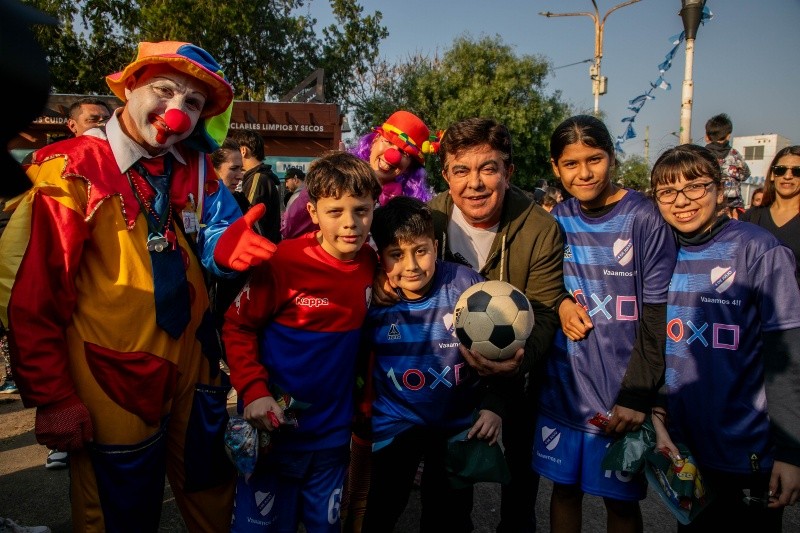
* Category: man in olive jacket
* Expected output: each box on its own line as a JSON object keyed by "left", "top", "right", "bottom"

{"left": 430, "top": 117, "right": 565, "bottom": 533}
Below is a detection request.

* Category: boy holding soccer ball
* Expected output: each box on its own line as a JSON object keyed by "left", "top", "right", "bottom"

{"left": 359, "top": 196, "right": 506, "bottom": 533}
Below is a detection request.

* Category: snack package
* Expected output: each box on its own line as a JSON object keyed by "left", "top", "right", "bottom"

{"left": 224, "top": 416, "right": 271, "bottom": 480}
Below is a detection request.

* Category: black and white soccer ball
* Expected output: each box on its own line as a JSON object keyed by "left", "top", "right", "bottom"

{"left": 453, "top": 280, "right": 534, "bottom": 360}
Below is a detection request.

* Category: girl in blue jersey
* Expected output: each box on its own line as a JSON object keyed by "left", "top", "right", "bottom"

{"left": 532, "top": 115, "right": 677, "bottom": 533}
{"left": 359, "top": 196, "right": 505, "bottom": 533}
{"left": 649, "top": 144, "right": 800, "bottom": 531}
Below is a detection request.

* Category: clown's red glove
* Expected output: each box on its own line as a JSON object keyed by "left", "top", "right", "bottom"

{"left": 35, "top": 395, "right": 94, "bottom": 452}
{"left": 214, "top": 204, "right": 277, "bottom": 271}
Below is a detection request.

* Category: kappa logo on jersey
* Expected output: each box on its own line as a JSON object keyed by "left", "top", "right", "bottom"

{"left": 711, "top": 266, "right": 735, "bottom": 294}
{"left": 296, "top": 295, "right": 329, "bottom": 307}
{"left": 442, "top": 312, "right": 456, "bottom": 337}
{"left": 563, "top": 244, "right": 573, "bottom": 260}
{"left": 613, "top": 238, "right": 634, "bottom": 267}
{"left": 254, "top": 490, "right": 275, "bottom": 517}
{"left": 541, "top": 425, "right": 560, "bottom": 451}
{"left": 387, "top": 323, "right": 401, "bottom": 340}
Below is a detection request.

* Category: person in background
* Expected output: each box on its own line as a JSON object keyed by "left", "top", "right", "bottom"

{"left": 360, "top": 196, "right": 502, "bottom": 533}
{"left": 350, "top": 110, "right": 435, "bottom": 206}
{"left": 207, "top": 138, "right": 251, "bottom": 340}
{"left": 283, "top": 110, "right": 437, "bottom": 241}
{"left": 740, "top": 145, "right": 800, "bottom": 286}
{"left": 223, "top": 151, "right": 382, "bottom": 533}
{"left": 750, "top": 187, "right": 764, "bottom": 208}
{"left": 532, "top": 178, "right": 549, "bottom": 205}
{"left": 212, "top": 137, "right": 249, "bottom": 214}
{"left": 234, "top": 129, "right": 283, "bottom": 243}
{"left": 649, "top": 143, "right": 800, "bottom": 532}
{"left": 22, "top": 96, "right": 114, "bottom": 471}
{"left": 66, "top": 97, "right": 112, "bottom": 137}
{"left": 533, "top": 115, "right": 677, "bottom": 533}
{"left": 704, "top": 113, "right": 750, "bottom": 219}
{"left": 373, "top": 116, "right": 566, "bottom": 533}
{"left": 0, "top": 41, "right": 277, "bottom": 532}
{"left": 283, "top": 167, "right": 306, "bottom": 211}
{"left": 540, "top": 186, "right": 563, "bottom": 212}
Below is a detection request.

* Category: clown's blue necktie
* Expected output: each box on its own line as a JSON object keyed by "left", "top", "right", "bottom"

{"left": 135, "top": 156, "right": 190, "bottom": 338}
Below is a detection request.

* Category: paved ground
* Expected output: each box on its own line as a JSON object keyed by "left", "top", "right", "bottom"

{"left": 2, "top": 391, "right": 799, "bottom": 532}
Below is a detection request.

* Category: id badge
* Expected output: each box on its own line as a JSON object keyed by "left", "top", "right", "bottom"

{"left": 182, "top": 209, "right": 199, "bottom": 234}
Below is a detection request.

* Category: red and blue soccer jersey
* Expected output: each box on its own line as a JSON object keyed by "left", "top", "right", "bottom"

{"left": 223, "top": 231, "right": 378, "bottom": 452}
{"left": 538, "top": 190, "right": 677, "bottom": 431}
{"left": 664, "top": 220, "right": 800, "bottom": 474}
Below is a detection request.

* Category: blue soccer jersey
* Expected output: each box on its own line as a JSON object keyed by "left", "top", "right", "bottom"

{"left": 365, "top": 260, "right": 485, "bottom": 446}
{"left": 538, "top": 190, "right": 677, "bottom": 431}
{"left": 664, "top": 220, "right": 800, "bottom": 474}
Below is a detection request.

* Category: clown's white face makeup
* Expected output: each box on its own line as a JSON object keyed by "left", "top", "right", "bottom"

{"left": 369, "top": 134, "right": 412, "bottom": 184}
{"left": 121, "top": 65, "right": 208, "bottom": 154}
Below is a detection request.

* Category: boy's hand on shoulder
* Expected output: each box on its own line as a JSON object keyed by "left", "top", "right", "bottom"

{"left": 459, "top": 345, "right": 523, "bottom": 377}
{"left": 243, "top": 395, "right": 284, "bottom": 431}
{"left": 215, "top": 204, "right": 277, "bottom": 271}
{"left": 371, "top": 267, "right": 399, "bottom": 306}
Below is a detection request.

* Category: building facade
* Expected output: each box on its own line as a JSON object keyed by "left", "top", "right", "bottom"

{"left": 732, "top": 133, "right": 793, "bottom": 207}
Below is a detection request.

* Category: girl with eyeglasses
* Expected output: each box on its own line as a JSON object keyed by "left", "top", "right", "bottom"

{"left": 649, "top": 144, "right": 800, "bottom": 532}
{"left": 533, "top": 115, "right": 677, "bottom": 533}
{"left": 741, "top": 145, "right": 800, "bottom": 286}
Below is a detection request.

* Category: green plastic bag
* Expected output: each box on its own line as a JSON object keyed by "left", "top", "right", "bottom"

{"left": 601, "top": 419, "right": 657, "bottom": 473}
{"left": 445, "top": 428, "right": 511, "bottom": 489}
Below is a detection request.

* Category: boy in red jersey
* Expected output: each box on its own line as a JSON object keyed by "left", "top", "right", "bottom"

{"left": 223, "top": 151, "right": 382, "bottom": 532}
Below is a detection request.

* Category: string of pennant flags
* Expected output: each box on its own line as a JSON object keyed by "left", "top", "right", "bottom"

{"left": 614, "top": 6, "right": 713, "bottom": 154}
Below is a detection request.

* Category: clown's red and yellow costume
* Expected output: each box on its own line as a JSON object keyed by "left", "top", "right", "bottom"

{"left": 3, "top": 124, "right": 241, "bottom": 531}
{"left": 0, "top": 114, "right": 239, "bottom": 532}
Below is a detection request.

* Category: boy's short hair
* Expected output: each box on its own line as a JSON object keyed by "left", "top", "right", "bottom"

{"left": 371, "top": 196, "right": 435, "bottom": 252}
{"left": 705, "top": 113, "right": 733, "bottom": 143}
{"left": 305, "top": 151, "right": 382, "bottom": 204}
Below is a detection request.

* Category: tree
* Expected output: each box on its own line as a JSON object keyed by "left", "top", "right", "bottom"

{"left": 347, "top": 35, "right": 572, "bottom": 191}
{"left": 616, "top": 154, "right": 651, "bottom": 192}
{"left": 25, "top": 0, "right": 387, "bottom": 103}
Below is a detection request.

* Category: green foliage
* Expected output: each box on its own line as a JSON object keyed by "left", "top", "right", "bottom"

{"left": 23, "top": 0, "right": 386, "bottom": 103}
{"left": 347, "top": 35, "right": 571, "bottom": 191}
{"left": 616, "top": 154, "right": 651, "bottom": 192}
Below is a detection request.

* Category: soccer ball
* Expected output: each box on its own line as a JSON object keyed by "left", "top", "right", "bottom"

{"left": 453, "top": 280, "right": 534, "bottom": 360}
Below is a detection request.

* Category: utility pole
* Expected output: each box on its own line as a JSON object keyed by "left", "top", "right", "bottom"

{"left": 678, "top": 0, "right": 706, "bottom": 144}
{"left": 540, "top": 0, "right": 643, "bottom": 116}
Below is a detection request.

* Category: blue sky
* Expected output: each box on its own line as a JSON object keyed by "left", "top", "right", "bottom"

{"left": 312, "top": 0, "right": 799, "bottom": 162}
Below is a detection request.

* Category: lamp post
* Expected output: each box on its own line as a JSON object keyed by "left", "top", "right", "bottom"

{"left": 540, "top": 0, "right": 642, "bottom": 116}
{"left": 678, "top": 0, "right": 706, "bottom": 144}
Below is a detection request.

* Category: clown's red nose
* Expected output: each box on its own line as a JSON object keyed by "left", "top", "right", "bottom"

{"left": 164, "top": 109, "right": 191, "bottom": 134}
{"left": 384, "top": 148, "right": 403, "bottom": 166}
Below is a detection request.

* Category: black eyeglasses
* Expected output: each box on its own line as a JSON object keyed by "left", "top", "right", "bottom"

{"left": 772, "top": 165, "right": 800, "bottom": 178}
{"left": 654, "top": 182, "right": 715, "bottom": 205}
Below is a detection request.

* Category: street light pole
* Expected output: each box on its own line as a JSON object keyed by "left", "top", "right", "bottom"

{"left": 540, "top": 0, "right": 642, "bottom": 116}
{"left": 678, "top": 0, "right": 706, "bottom": 144}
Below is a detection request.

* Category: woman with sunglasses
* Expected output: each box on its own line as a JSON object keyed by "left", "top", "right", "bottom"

{"left": 740, "top": 145, "right": 800, "bottom": 286}
{"left": 650, "top": 144, "right": 800, "bottom": 532}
